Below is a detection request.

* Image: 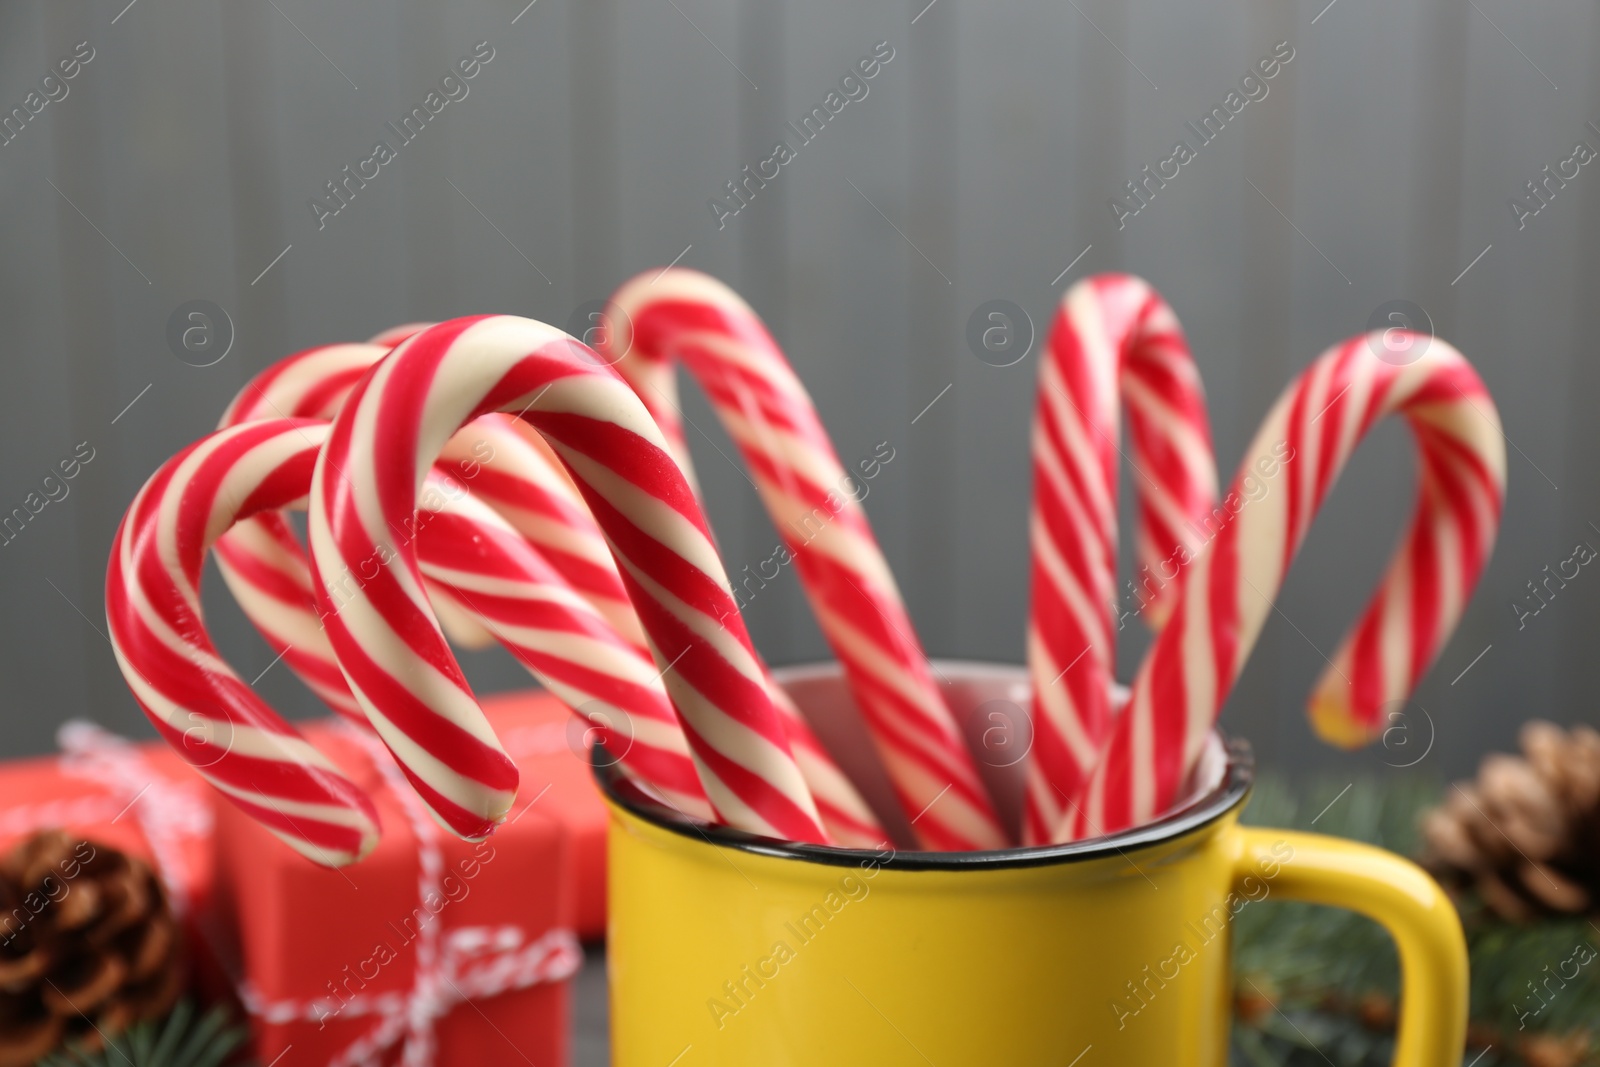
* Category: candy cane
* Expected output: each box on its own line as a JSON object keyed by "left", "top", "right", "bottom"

{"left": 461, "top": 422, "right": 882, "bottom": 843}
{"left": 106, "top": 419, "right": 381, "bottom": 866}
{"left": 1024, "top": 274, "right": 1217, "bottom": 843}
{"left": 1063, "top": 334, "right": 1506, "bottom": 840}
{"left": 605, "top": 269, "right": 1006, "bottom": 851}
{"left": 411, "top": 490, "right": 721, "bottom": 820}
{"left": 216, "top": 345, "right": 396, "bottom": 722}
{"left": 438, "top": 414, "right": 652, "bottom": 647}
{"left": 307, "top": 315, "right": 829, "bottom": 843}
{"left": 116, "top": 414, "right": 721, "bottom": 845}
{"left": 220, "top": 343, "right": 880, "bottom": 844}
{"left": 424, "top": 415, "right": 880, "bottom": 843}
{"left": 223, "top": 344, "right": 667, "bottom": 661}
{"left": 218, "top": 348, "right": 717, "bottom": 816}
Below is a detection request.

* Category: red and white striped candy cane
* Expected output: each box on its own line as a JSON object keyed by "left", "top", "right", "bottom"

{"left": 440, "top": 414, "right": 650, "bottom": 647}
{"left": 106, "top": 419, "right": 381, "bottom": 866}
{"left": 456, "top": 417, "right": 882, "bottom": 842}
{"left": 220, "top": 342, "right": 879, "bottom": 843}
{"left": 428, "top": 421, "right": 881, "bottom": 842}
{"left": 123, "top": 405, "right": 720, "bottom": 837}
{"left": 764, "top": 685, "right": 883, "bottom": 846}
{"left": 307, "top": 315, "right": 829, "bottom": 843}
{"left": 466, "top": 423, "right": 884, "bottom": 844}
{"left": 605, "top": 269, "right": 1006, "bottom": 850}
{"left": 222, "top": 344, "right": 650, "bottom": 666}
{"left": 1063, "top": 334, "right": 1506, "bottom": 840}
{"left": 1024, "top": 274, "right": 1217, "bottom": 843}
{"left": 217, "top": 346, "right": 718, "bottom": 814}
{"left": 216, "top": 344, "right": 398, "bottom": 722}
{"left": 396, "top": 475, "right": 719, "bottom": 821}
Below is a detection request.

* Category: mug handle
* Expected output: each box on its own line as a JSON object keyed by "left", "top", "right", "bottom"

{"left": 1232, "top": 826, "right": 1468, "bottom": 1067}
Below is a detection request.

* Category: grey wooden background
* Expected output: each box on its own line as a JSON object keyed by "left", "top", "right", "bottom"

{"left": 1, "top": 0, "right": 1595, "bottom": 796}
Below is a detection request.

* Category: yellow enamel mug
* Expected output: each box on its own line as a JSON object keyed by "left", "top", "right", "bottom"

{"left": 599, "top": 662, "right": 1467, "bottom": 1066}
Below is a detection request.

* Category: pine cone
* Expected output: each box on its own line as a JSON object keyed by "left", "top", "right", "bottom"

{"left": 1421, "top": 721, "right": 1600, "bottom": 922}
{"left": 0, "top": 832, "right": 182, "bottom": 1066}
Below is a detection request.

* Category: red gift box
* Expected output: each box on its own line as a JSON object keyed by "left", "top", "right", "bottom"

{"left": 214, "top": 715, "right": 583, "bottom": 1067}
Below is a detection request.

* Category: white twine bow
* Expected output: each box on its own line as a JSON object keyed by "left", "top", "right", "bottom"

{"left": 239, "top": 723, "right": 581, "bottom": 1067}
{"left": 239, "top": 924, "right": 580, "bottom": 1067}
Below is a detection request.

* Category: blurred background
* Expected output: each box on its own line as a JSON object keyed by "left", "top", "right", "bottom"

{"left": 0, "top": 0, "right": 1594, "bottom": 792}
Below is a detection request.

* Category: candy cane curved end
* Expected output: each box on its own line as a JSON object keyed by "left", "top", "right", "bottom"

{"left": 604, "top": 269, "right": 1000, "bottom": 850}
{"left": 1303, "top": 333, "right": 1506, "bottom": 748}
{"left": 1062, "top": 333, "right": 1505, "bottom": 840}
{"left": 217, "top": 342, "right": 474, "bottom": 721}
{"left": 308, "top": 314, "right": 828, "bottom": 844}
{"left": 106, "top": 419, "right": 381, "bottom": 867}
{"left": 215, "top": 340, "right": 723, "bottom": 826}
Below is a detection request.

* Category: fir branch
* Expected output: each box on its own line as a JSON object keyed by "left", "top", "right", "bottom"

{"left": 1233, "top": 774, "right": 1599, "bottom": 1066}
{"left": 38, "top": 1002, "right": 250, "bottom": 1067}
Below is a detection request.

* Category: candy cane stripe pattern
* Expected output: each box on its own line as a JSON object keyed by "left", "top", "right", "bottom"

{"left": 443, "top": 422, "right": 882, "bottom": 842}
{"left": 222, "top": 344, "right": 648, "bottom": 666}
{"left": 459, "top": 420, "right": 883, "bottom": 843}
{"left": 436, "top": 425, "right": 880, "bottom": 842}
{"left": 219, "top": 348, "right": 587, "bottom": 688}
{"left": 1024, "top": 274, "right": 1217, "bottom": 843}
{"left": 439, "top": 415, "right": 649, "bottom": 649}
{"left": 606, "top": 268, "right": 1006, "bottom": 851}
{"left": 216, "top": 344, "right": 395, "bottom": 723}
{"left": 1063, "top": 334, "right": 1506, "bottom": 840}
{"left": 225, "top": 392, "right": 723, "bottom": 826}
{"left": 106, "top": 419, "right": 381, "bottom": 866}
{"left": 219, "top": 341, "right": 874, "bottom": 841}
{"left": 308, "top": 315, "right": 828, "bottom": 843}
{"left": 409, "top": 483, "right": 716, "bottom": 821}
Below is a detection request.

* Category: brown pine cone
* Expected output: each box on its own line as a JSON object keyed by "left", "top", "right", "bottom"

{"left": 1421, "top": 721, "right": 1600, "bottom": 922}
{"left": 0, "top": 831, "right": 183, "bottom": 1066}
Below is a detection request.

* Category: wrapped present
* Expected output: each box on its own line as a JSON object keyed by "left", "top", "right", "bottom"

{"left": 214, "top": 717, "right": 582, "bottom": 1067}
{"left": 479, "top": 690, "right": 609, "bottom": 940}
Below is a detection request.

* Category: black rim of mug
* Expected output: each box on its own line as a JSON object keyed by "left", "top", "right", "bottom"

{"left": 592, "top": 732, "right": 1254, "bottom": 872}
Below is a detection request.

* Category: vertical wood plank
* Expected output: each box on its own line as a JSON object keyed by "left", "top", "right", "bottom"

{"left": 768, "top": 8, "right": 913, "bottom": 665}
{"left": 905, "top": 0, "right": 961, "bottom": 653}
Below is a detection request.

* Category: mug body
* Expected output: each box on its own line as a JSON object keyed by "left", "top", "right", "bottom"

{"left": 602, "top": 662, "right": 1268, "bottom": 1067}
